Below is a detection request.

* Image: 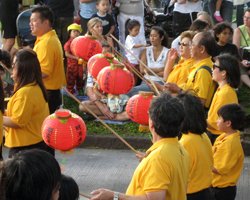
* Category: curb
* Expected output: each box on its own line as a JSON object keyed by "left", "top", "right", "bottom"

{"left": 79, "top": 135, "right": 152, "bottom": 150}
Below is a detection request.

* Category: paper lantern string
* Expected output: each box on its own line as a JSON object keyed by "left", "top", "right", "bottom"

{"left": 63, "top": 87, "right": 139, "bottom": 154}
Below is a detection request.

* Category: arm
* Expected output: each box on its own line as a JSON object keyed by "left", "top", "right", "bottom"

{"left": 106, "top": 25, "right": 115, "bottom": 37}
{"left": 163, "top": 48, "right": 178, "bottom": 81}
{"left": 139, "top": 49, "right": 147, "bottom": 74}
{"left": 233, "top": 28, "right": 241, "bottom": 49}
{"left": 3, "top": 116, "right": 20, "bottom": 128}
{"left": 65, "top": 51, "right": 79, "bottom": 61}
{"left": 90, "top": 189, "right": 166, "bottom": 200}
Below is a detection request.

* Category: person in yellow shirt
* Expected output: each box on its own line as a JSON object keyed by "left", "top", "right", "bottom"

{"left": 89, "top": 93, "right": 189, "bottom": 200}
{"left": 3, "top": 49, "right": 51, "bottom": 157}
{"left": 207, "top": 54, "right": 241, "bottom": 144}
{"left": 165, "top": 31, "right": 218, "bottom": 109}
{"left": 212, "top": 104, "right": 245, "bottom": 200}
{"left": 178, "top": 93, "right": 213, "bottom": 200}
{"left": 164, "top": 31, "right": 195, "bottom": 88}
{"left": 30, "top": 6, "right": 66, "bottom": 113}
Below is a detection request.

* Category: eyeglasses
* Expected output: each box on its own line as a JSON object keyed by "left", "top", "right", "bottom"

{"left": 213, "top": 64, "right": 224, "bottom": 70}
{"left": 178, "top": 42, "right": 191, "bottom": 47}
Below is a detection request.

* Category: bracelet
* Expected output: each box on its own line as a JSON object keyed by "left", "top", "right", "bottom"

{"left": 113, "top": 192, "right": 119, "bottom": 200}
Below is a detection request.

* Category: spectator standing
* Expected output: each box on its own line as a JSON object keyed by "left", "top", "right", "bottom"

{"left": 46, "top": 0, "right": 74, "bottom": 46}
{"left": 79, "top": 0, "right": 97, "bottom": 35}
{"left": 30, "top": 6, "right": 66, "bottom": 113}
{"left": 0, "top": 0, "right": 19, "bottom": 57}
{"left": 116, "top": 0, "right": 146, "bottom": 54}
{"left": 92, "top": 0, "right": 115, "bottom": 37}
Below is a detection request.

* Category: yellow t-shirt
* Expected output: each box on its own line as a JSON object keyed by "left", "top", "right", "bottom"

{"left": 207, "top": 84, "right": 238, "bottom": 135}
{"left": 182, "top": 57, "right": 214, "bottom": 108}
{"left": 180, "top": 132, "right": 213, "bottom": 194}
{"left": 126, "top": 138, "right": 189, "bottom": 200}
{"left": 212, "top": 131, "right": 244, "bottom": 188}
{"left": 0, "top": 112, "right": 2, "bottom": 145}
{"left": 167, "top": 58, "right": 194, "bottom": 88}
{"left": 34, "top": 30, "right": 66, "bottom": 90}
{"left": 5, "top": 83, "right": 50, "bottom": 147}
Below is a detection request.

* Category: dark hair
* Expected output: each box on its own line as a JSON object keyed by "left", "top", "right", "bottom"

{"left": 0, "top": 149, "right": 61, "bottom": 200}
{"left": 218, "top": 104, "right": 245, "bottom": 131}
{"left": 59, "top": 174, "right": 79, "bottom": 200}
{"left": 197, "top": 31, "right": 218, "bottom": 57}
{"left": 177, "top": 93, "right": 207, "bottom": 134}
{"left": 189, "top": 19, "right": 209, "bottom": 33}
{"left": 126, "top": 19, "right": 141, "bottom": 31}
{"left": 245, "top": 8, "right": 250, "bottom": 14}
{"left": 213, "top": 22, "right": 233, "bottom": 42}
{"left": 150, "top": 26, "right": 168, "bottom": 47}
{"left": 215, "top": 53, "right": 240, "bottom": 88}
{"left": 31, "top": 5, "right": 54, "bottom": 27}
{"left": 14, "top": 49, "right": 48, "bottom": 102}
{"left": 0, "top": 50, "right": 11, "bottom": 69}
{"left": 149, "top": 93, "right": 185, "bottom": 138}
{"left": 96, "top": 0, "right": 109, "bottom": 4}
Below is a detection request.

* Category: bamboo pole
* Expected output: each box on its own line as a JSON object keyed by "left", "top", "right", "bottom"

{"left": 63, "top": 87, "right": 139, "bottom": 154}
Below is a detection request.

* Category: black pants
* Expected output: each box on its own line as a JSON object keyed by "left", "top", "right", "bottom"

{"left": 172, "top": 11, "right": 198, "bottom": 37}
{"left": 187, "top": 188, "right": 211, "bottom": 200}
{"left": 211, "top": 186, "right": 236, "bottom": 200}
{"left": 8, "top": 141, "right": 55, "bottom": 158}
{"left": 80, "top": 16, "right": 90, "bottom": 35}
{"left": 47, "top": 89, "right": 62, "bottom": 114}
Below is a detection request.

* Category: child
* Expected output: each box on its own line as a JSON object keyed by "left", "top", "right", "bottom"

{"left": 92, "top": 0, "right": 115, "bottom": 37}
{"left": 59, "top": 174, "right": 79, "bottom": 200}
{"left": 214, "top": 0, "right": 224, "bottom": 22}
{"left": 211, "top": 104, "right": 245, "bottom": 200}
{"left": 125, "top": 19, "right": 147, "bottom": 85}
{"left": 64, "top": 23, "right": 85, "bottom": 95}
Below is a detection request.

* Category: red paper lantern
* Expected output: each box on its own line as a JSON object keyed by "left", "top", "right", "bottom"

{"left": 42, "top": 109, "right": 87, "bottom": 151}
{"left": 88, "top": 53, "right": 120, "bottom": 79}
{"left": 71, "top": 36, "right": 102, "bottom": 61}
{"left": 97, "top": 64, "right": 135, "bottom": 95}
{"left": 125, "top": 92, "right": 154, "bottom": 125}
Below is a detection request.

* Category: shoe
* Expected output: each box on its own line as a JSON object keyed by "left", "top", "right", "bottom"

{"left": 214, "top": 13, "right": 223, "bottom": 22}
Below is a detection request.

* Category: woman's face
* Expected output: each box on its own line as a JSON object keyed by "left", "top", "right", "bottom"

{"left": 212, "top": 60, "right": 226, "bottom": 83}
{"left": 91, "top": 22, "right": 103, "bottom": 37}
{"left": 216, "top": 28, "right": 232, "bottom": 44}
{"left": 179, "top": 37, "right": 192, "bottom": 59}
{"left": 244, "top": 11, "right": 250, "bottom": 27}
{"left": 149, "top": 30, "right": 162, "bottom": 46}
{"left": 11, "top": 57, "right": 18, "bottom": 83}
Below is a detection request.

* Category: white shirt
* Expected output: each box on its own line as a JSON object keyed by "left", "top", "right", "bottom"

{"left": 144, "top": 46, "right": 169, "bottom": 82}
{"left": 173, "top": 1, "right": 202, "bottom": 13}
{"left": 125, "top": 34, "right": 146, "bottom": 64}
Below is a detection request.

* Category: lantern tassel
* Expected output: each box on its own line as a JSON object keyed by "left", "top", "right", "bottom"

{"left": 63, "top": 87, "right": 139, "bottom": 154}
{"left": 110, "top": 34, "right": 165, "bottom": 85}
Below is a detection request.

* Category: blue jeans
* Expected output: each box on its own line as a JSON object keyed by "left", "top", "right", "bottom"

{"left": 208, "top": 0, "right": 233, "bottom": 23}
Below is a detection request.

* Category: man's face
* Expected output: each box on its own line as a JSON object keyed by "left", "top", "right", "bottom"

{"left": 30, "top": 12, "right": 48, "bottom": 37}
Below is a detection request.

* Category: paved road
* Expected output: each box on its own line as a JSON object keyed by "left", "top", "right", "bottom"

{"left": 3, "top": 148, "right": 250, "bottom": 200}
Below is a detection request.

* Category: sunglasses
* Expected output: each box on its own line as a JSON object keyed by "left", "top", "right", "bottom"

{"left": 178, "top": 42, "right": 191, "bottom": 47}
{"left": 213, "top": 64, "right": 224, "bottom": 70}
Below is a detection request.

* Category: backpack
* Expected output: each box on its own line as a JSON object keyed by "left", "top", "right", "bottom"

{"left": 192, "top": 66, "right": 218, "bottom": 109}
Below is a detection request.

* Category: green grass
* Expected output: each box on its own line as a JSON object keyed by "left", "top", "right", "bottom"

{"left": 62, "top": 95, "right": 151, "bottom": 138}
{"left": 238, "top": 85, "right": 250, "bottom": 115}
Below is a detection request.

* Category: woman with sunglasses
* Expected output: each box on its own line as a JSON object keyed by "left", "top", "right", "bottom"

{"left": 164, "top": 31, "right": 195, "bottom": 87}
{"left": 207, "top": 53, "right": 241, "bottom": 144}
{"left": 3, "top": 49, "right": 52, "bottom": 157}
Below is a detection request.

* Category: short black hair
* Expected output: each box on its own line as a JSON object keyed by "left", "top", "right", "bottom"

{"left": 0, "top": 149, "right": 61, "bottom": 200}
{"left": 59, "top": 174, "right": 79, "bottom": 200}
{"left": 215, "top": 53, "right": 240, "bottom": 88}
{"left": 126, "top": 19, "right": 141, "bottom": 31}
{"left": 218, "top": 104, "right": 245, "bottom": 131}
{"left": 197, "top": 31, "right": 218, "bottom": 57}
{"left": 0, "top": 49, "right": 11, "bottom": 69}
{"left": 213, "top": 22, "right": 233, "bottom": 41}
{"left": 177, "top": 93, "right": 207, "bottom": 134}
{"left": 32, "top": 5, "right": 54, "bottom": 27}
{"left": 189, "top": 19, "right": 209, "bottom": 32}
{"left": 149, "top": 93, "right": 185, "bottom": 138}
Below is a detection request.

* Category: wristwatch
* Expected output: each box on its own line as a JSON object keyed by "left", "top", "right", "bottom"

{"left": 113, "top": 192, "right": 119, "bottom": 200}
